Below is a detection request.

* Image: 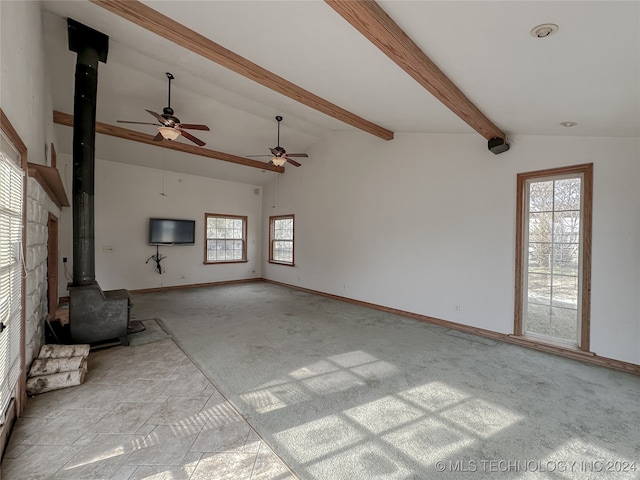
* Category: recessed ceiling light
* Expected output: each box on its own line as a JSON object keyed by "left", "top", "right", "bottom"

{"left": 560, "top": 121, "right": 578, "bottom": 127}
{"left": 530, "top": 24, "right": 559, "bottom": 38}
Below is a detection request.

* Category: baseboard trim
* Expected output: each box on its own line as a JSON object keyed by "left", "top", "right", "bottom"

{"left": 59, "top": 277, "right": 263, "bottom": 301}
{"left": 129, "top": 277, "right": 262, "bottom": 295}
{"left": 262, "top": 278, "right": 640, "bottom": 376}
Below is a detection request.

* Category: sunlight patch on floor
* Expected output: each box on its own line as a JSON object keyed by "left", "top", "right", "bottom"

{"left": 240, "top": 350, "right": 398, "bottom": 413}
{"left": 199, "top": 402, "right": 238, "bottom": 421}
{"left": 289, "top": 360, "right": 341, "bottom": 379}
{"left": 274, "top": 415, "right": 365, "bottom": 464}
{"left": 270, "top": 373, "right": 529, "bottom": 476}
{"left": 382, "top": 416, "right": 475, "bottom": 466}
{"left": 398, "top": 382, "right": 469, "bottom": 412}
{"left": 440, "top": 398, "right": 524, "bottom": 439}
{"left": 344, "top": 396, "right": 424, "bottom": 434}
{"left": 306, "top": 441, "right": 415, "bottom": 480}
{"left": 302, "top": 370, "right": 366, "bottom": 395}
{"left": 241, "top": 383, "right": 313, "bottom": 414}
{"left": 62, "top": 444, "right": 129, "bottom": 469}
{"left": 328, "top": 351, "right": 381, "bottom": 368}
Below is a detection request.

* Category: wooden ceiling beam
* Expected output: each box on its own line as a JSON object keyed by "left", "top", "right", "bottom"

{"left": 90, "top": 0, "right": 394, "bottom": 141}
{"left": 325, "top": 0, "right": 506, "bottom": 141}
{"left": 53, "top": 111, "right": 284, "bottom": 173}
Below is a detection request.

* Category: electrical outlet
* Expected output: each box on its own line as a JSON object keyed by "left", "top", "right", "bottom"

{"left": 103, "top": 246, "right": 114, "bottom": 253}
{"left": 62, "top": 257, "right": 67, "bottom": 263}
{"left": 454, "top": 304, "right": 461, "bottom": 312}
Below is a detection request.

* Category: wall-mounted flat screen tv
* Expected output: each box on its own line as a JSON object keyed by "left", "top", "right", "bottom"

{"left": 149, "top": 218, "right": 196, "bottom": 245}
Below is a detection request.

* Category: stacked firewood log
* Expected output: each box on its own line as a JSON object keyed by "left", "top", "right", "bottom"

{"left": 26, "top": 344, "right": 90, "bottom": 395}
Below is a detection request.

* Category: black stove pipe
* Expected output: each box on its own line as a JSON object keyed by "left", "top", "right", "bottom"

{"left": 67, "top": 19, "right": 108, "bottom": 286}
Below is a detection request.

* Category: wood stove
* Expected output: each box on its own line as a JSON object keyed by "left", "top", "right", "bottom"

{"left": 69, "top": 286, "right": 131, "bottom": 345}
{"left": 66, "top": 19, "right": 131, "bottom": 345}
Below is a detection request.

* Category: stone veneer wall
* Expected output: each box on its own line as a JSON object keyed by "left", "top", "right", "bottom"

{"left": 25, "top": 177, "right": 61, "bottom": 367}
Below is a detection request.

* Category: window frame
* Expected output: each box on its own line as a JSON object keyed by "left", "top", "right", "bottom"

{"left": 269, "top": 214, "right": 295, "bottom": 266}
{"left": 0, "top": 109, "right": 28, "bottom": 434}
{"left": 203, "top": 213, "right": 248, "bottom": 264}
{"left": 514, "top": 163, "right": 593, "bottom": 352}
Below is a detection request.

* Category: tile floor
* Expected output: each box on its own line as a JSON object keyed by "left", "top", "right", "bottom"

{"left": 1, "top": 321, "right": 297, "bottom": 480}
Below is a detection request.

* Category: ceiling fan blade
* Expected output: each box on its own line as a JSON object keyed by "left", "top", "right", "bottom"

{"left": 178, "top": 123, "right": 210, "bottom": 131}
{"left": 286, "top": 153, "right": 309, "bottom": 158}
{"left": 146, "top": 110, "right": 171, "bottom": 126}
{"left": 285, "top": 157, "right": 302, "bottom": 167}
{"left": 179, "top": 130, "right": 206, "bottom": 146}
{"left": 117, "top": 120, "right": 161, "bottom": 126}
{"left": 153, "top": 132, "right": 163, "bottom": 142}
{"left": 246, "top": 154, "right": 271, "bottom": 158}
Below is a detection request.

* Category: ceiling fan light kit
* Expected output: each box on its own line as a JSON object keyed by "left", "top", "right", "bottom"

{"left": 271, "top": 156, "right": 286, "bottom": 167}
{"left": 158, "top": 126, "right": 180, "bottom": 140}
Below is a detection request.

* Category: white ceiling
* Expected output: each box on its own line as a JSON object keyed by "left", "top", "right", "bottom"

{"left": 42, "top": 1, "right": 640, "bottom": 185}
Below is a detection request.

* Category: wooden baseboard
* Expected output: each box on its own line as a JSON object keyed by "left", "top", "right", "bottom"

{"left": 60, "top": 277, "right": 263, "bottom": 300}
{"left": 262, "top": 279, "right": 640, "bottom": 377}
{"left": 129, "top": 277, "right": 262, "bottom": 295}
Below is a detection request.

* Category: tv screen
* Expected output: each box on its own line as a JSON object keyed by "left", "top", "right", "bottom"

{"left": 149, "top": 218, "right": 195, "bottom": 245}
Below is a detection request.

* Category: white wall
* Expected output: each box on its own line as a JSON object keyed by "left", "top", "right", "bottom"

{"left": 1, "top": 1, "right": 61, "bottom": 366}
{"left": 0, "top": 1, "right": 56, "bottom": 168}
{"left": 262, "top": 132, "right": 640, "bottom": 365}
{"left": 58, "top": 156, "right": 263, "bottom": 294}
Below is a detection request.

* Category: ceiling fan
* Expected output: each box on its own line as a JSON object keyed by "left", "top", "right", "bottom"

{"left": 117, "top": 72, "right": 210, "bottom": 146}
{"left": 247, "top": 116, "right": 308, "bottom": 167}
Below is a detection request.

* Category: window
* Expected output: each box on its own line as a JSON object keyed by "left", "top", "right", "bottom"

{"left": 0, "top": 130, "right": 24, "bottom": 423}
{"left": 269, "top": 215, "right": 294, "bottom": 265}
{"left": 515, "top": 164, "right": 592, "bottom": 350}
{"left": 204, "top": 214, "right": 247, "bottom": 263}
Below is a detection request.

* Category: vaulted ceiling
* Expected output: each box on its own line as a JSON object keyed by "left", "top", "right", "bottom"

{"left": 42, "top": 1, "right": 639, "bottom": 185}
